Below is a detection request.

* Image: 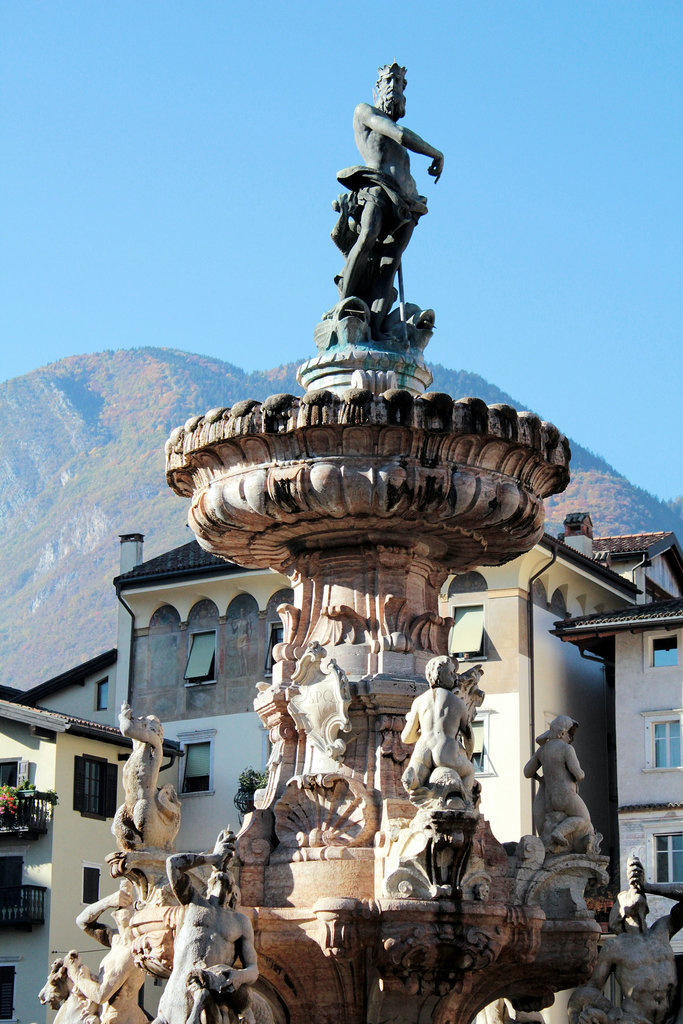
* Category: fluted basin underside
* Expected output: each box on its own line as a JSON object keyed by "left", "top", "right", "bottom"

{"left": 166, "top": 389, "right": 570, "bottom": 575}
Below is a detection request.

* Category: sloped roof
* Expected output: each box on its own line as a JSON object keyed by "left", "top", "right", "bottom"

{"left": 115, "top": 539, "right": 246, "bottom": 588}
{"left": 0, "top": 699, "right": 181, "bottom": 752}
{"left": 592, "top": 532, "right": 673, "bottom": 555}
{"left": 17, "top": 649, "right": 117, "bottom": 706}
{"left": 553, "top": 596, "right": 683, "bottom": 636}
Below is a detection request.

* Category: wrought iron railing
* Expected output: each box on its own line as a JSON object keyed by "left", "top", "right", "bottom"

{"left": 0, "top": 885, "right": 46, "bottom": 927}
{"left": 0, "top": 794, "right": 53, "bottom": 837}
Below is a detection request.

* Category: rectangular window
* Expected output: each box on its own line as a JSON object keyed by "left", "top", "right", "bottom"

{"left": 0, "top": 764, "right": 17, "bottom": 788}
{"left": 184, "top": 631, "right": 216, "bottom": 683}
{"left": 82, "top": 865, "right": 100, "bottom": 904}
{"left": 73, "top": 756, "right": 118, "bottom": 818}
{"left": 449, "top": 605, "right": 485, "bottom": 659}
{"left": 653, "top": 636, "right": 678, "bottom": 668}
{"left": 0, "top": 966, "right": 15, "bottom": 1021}
{"left": 182, "top": 741, "right": 211, "bottom": 793}
{"left": 96, "top": 678, "right": 109, "bottom": 711}
{"left": 265, "top": 622, "right": 283, "bottom": 674}
{"left": 654, "top": 720, "right": 681, "bottom": 768}
{"left": 0, "top": 858, "right": 22, "bottom": 889}
{"left": 471, "top": 720, "right": 486, "bottom": 773}
{"left": 656, "top": 834, "right": 683, "bottom": 882}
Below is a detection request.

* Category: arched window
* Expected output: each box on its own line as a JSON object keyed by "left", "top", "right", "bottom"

{"left": 185, "top": 600, "right": 220, "bottom": 685}
{"left": 550, "top": 588, "right": 567, "bottom": 619}
{"left": 447, "top": 572, "right": 488, "bottom": 597}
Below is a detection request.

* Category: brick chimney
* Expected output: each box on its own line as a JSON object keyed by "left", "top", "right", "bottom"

{"left": 562, "top": 513, "right": 593, "bottom": 558}
{"left": 119, "top": 533, "right": 144, "bottom": 574}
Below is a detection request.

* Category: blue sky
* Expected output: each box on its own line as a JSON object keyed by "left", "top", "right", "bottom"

{"left": 1, "top": 2, "right": 681, "bottom": 500}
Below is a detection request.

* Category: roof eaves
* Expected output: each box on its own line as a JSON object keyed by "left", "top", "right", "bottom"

{"left": 539, "top": 534, "right": 639, "bottom": 595}
{"left": 16, "top": 649, "right": 117, "bottom": 705}
{"left": 115, "top": 559, "right": 249, "bottom": 590}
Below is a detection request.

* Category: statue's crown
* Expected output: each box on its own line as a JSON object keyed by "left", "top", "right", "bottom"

{"left": 376, "top": 62, "right": 407, "bottom": 88}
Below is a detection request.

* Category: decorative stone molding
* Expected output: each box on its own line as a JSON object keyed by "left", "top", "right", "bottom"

{"left": 384, "top": 807, "right": 480, "bottom": 899}
{"left": 287, "top": 643, "right": 352, "bottom": 765}
{"left": 273, "top": 772, "right": 379, "bottom": 857}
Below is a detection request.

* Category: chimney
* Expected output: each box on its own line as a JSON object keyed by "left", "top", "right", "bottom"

{"left": 562, "top": 513, "right": 593, "bottom": 558}
{"left": 119, "top": 533, "right": 144, "bottom": 574}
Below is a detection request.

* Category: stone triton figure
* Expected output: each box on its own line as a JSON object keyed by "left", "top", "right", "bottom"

{"left": 332, "top": 62, "right": 444, "bottom": 340}
{"left": 63, "top": 879, "right": 146, "bottom": 1024}
{"left": 568, "top": 855, "right": 683, "bottom": 1024}
{"left": 152, "top": 830, "right": 260, "bottom": 1024}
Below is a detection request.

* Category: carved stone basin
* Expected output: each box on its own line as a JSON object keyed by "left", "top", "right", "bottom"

{"left": 166, "top": 389, "right": 569, "bottom": 571}
{"left": 166, "top": 388, "right": 569, "bottom": 681}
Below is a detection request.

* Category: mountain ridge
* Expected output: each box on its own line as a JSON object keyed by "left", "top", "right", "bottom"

{"left": 2, "top": 346, "right": 681, "bottom": 691}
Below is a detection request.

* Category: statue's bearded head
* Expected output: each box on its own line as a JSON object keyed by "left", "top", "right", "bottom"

{"left": 375, "top": 63, "right": 407, "bottom": 121}
{"left": 207, "top": 868, "right": 240, "bottom": 908}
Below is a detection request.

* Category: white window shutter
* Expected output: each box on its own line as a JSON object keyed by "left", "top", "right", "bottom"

{"left": 17, "top": 760, "right": 29, "bottom": 786}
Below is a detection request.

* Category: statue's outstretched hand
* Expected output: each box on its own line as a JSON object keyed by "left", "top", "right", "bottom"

{"left": 428, "top": 153, "right": 444, "bottom": 183}
{"left": 212, "top": 829, "right": 236, "bottom": 865}
{"left": 627, "top": 854, "right": 645, "bottom": 893}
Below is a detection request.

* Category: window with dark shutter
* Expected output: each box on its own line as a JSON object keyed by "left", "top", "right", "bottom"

{"left": 73, "top": 755, "right": 86, "bottom": 812}
{"left": 82, "top": 865, "right": 100, "bottom": 904}
{"left": 0, "top": 763, "right": 18, "bottom": 788}
{"left": 0, "top": 966, "right": 14, "bottom": 1021}
{"left": 74, "top": 755, "right": 115, "bottom": 818}
{"left": 0, "top": 858, "right": 22, "bottom": 888}
{"left": 104, "top": 763, "right": 118, "bottom": 818}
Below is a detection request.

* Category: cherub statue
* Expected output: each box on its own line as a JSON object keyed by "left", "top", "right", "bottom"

{"left": 63, "top": 879, "right": 146, "bottom": 1024}
{"left": 401, "top": 656, "right": 483, "bottom": 808}
{"left": 152, "top": 830, "right": 269, "bottom": 1024}
{"left": 523, "top": 715, "right": 600, "bottom": 855}
{"left": 568, "top": 855, "right": 683, "bottom": 1024}
{"left": 112, "top": 702, "right": 181, "bottom": 852}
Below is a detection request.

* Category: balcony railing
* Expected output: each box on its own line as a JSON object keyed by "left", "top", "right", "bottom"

{"left": 0, "top": 885, "right": 46, "bottom": 928}
{"left": 0, "top": 794, "right": 53, "bottom": 838}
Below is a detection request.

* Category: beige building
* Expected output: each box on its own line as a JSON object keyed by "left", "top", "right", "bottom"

{"left": 439, "top": 518, "right": 638, "bottom": 851}
{"left": 0, "top": 700, "right": 178, "bottom": 1024}
{"left": 554, "top": 592, "right": 683, "bottom": 946}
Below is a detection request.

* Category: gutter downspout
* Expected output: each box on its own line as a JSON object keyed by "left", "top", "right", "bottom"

{"left": 527, "top": 544, "right": 557, "bottom": 831}
{"left": 115, "top": 581, "right": 135, "bottom": 706}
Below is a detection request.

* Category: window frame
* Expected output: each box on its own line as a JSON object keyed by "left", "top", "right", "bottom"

{"left": 178, "top": 731, "right": 216, "bottom": 797}
{"left": 649, "top": 632, "right": 679, "bottom": 669}
{"left": 642, "top": 711, "right": 683, "bottom": 771}
{"left": 73, "top": 755, "right": 118, "bottom": 819}
{"left": 184, "top": 629, "right": 217, "bottom": 686}
{"left": 470, "top": 711, "right": 494, "bottom": 777}
{"left": 264, "top": 620, "right": 284, "bottom": 675}
{"left": 95, "top": 678, "right": 109, "bottom": 711}
{"left": 0, "top": 857, "right": 23, "bottom": 889}
{"left": 0, "top": 964, "right": 16, "bottom": 1022}
{"left": 654, "top": 832, "right": 683, "bottom": 883}
{"left": 448, "top": 603, "right": 486, "bottom": 661}
{"left": 0, "top": 763, "right": 18, "bottom": 788}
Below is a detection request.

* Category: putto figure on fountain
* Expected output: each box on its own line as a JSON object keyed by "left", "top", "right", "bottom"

{"left": 401, "top": 656, "right": 484, "bottom": 811}
{"left": 385, "top": 656, "right": 484, "bottom": 899}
